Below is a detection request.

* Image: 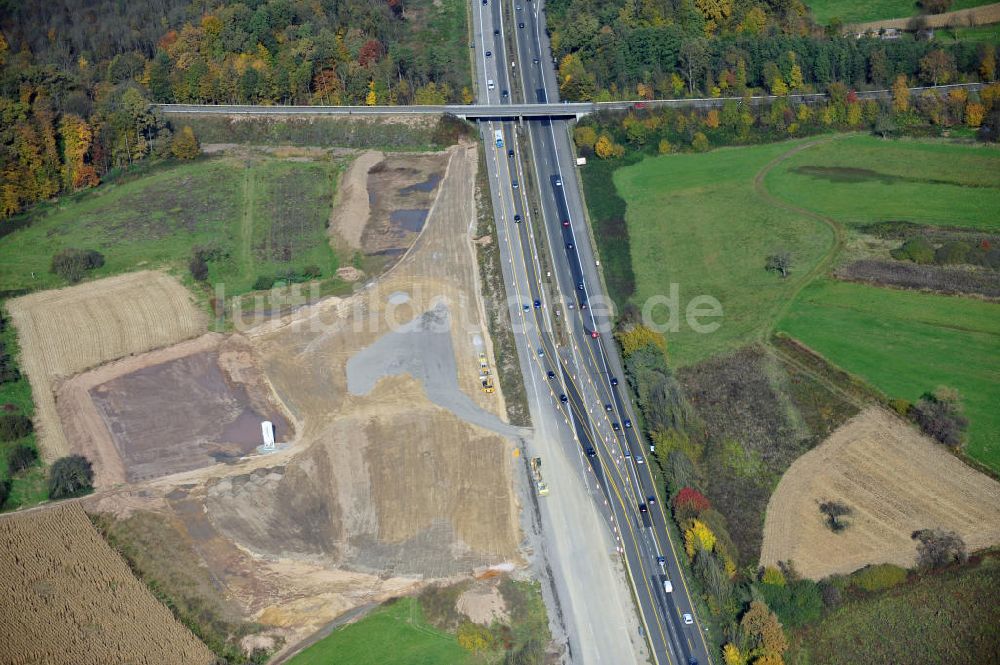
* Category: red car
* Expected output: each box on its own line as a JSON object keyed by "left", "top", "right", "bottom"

{"left": 562, "top": 220, "right": 570, "bottom": 227}
{"left": 590, "top": 330, "right": 600, "bottom": 339}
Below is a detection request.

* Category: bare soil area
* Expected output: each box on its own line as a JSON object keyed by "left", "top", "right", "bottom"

{"left": 7, "top": 271, "right": 207, "bottom": 461}
{"left": 83, "top": 143, "right": 522, "bottom": 657}
{"left": 59, "top": 334, "right": 291, "bottom": 488}
{"left": 761, "top": 407, "right": 1000, "bottom": 579}
{"left": 0, "top": 503, "right": 213, "bottom": 665}
{"left": 328, "top": 150, "right": 383, "bottom": 249}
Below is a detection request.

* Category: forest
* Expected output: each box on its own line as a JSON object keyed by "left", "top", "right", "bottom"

{"left": 0, "top": 0, "right": 470, "bottom": 220}
{"left": 545, "top": 0, "right": 997, "bottom": 100}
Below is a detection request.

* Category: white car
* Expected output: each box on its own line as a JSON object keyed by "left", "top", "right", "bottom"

{"left": 683, "top": 613, "right": 694, "bottom": 625}
{"left": 663, "top": 580, "right": 673, "bottom": 593}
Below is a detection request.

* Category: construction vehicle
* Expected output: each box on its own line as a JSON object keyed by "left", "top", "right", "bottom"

{"left": 530, "top": 457, "right": 549, "bottom": 496}
{"left": 478, "top": 353, "right": 495, "bottom": 393}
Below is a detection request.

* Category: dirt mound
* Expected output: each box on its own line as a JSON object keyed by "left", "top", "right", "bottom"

{"left": 0, "top": 504, "right": 213, "bottom": 665}
{"left": 329, "top": 150, "right": 383, "bottom": 249}
{"left": 761, "top": 407, "right": 1000, "bottom": 579}
{"left": 7, "top": 270, "right": 206, "bottom": 460}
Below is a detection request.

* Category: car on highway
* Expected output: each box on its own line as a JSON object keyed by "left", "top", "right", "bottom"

{"left": 656, "top": 555, "right": 666, "bottom": 566}
{"left": 585, "top": 446, "right": 596, "bottom": 458}
{"left": 514, "top": 214, "right": 522, "bottom": 223}
{"left": 559, "top": 394, "right": 568, "bottom": 403}
{"left": 533, "top": 299, "right": 541, "bottom": 308}
{"left": 611, "top": 377, "right": 619, "bottom": 386}
{"left": 519, "top": 21, "right": 525, "bottom": 28}
{"left": 555, "top": 176, "right": 562, "bottom": 186}
{"left": 562, "top": 219, "right": 570, "bottom": 227}
{"left": 537, "top": 348, "right": 544, "bottom": 356}
{"left": 533, "top": 57, "right": 539, "bottom": 64}
{"left": 566, "top": 242, "right": 574, "bottom": 250}
{"left": 623, "top": 447, "right": 631, "bottom": 457}
{"left": 624, "top": 418, "right": 632, "bottom": 429}
{"left": 512, "top": 180, "right": 519, "bottom": 189}
{"left": 663, "top": 579, "right": 673, "bottom": 593}
{"left": 502, "top": 89, "right": 509, "bottom": 98}
{"left": 485, "top": 50, "right": 492, "bottom": 57}
{"left": 579, "top": 301, "right": 588, "bottom": 309}
{"left": 547, "top": 370, "right": 555, "bottom": 379}
{"left": 647, "top": 494, "right": 656, "bottom": 504}
{"left": 577, "top": 281, "right": 584, "bottom": 290}
{"left": 683, "top": 613, "right": 694, "bottom": 625}
{"left": 590, "top": 330, "right": 600, "bottom": 339}
{"left": 494, "top": 28, "right": 499, "bottom": 35}
{"left": 604, "top": 403, "right": 612, "bottom": 412}
{"left": 638, "top": 502, "right": 647, "bottom": 513}
{"left": 508, "top": 149, "right": 514, "bottom": 157}
{"left": 635, "top": 454, "right": 644, "bottom": 465}
{"left": 612, "top": 422, "right": 620, "bottom": 431}
{"left": 522, "top": 304, "right": 530, "bottom": 311}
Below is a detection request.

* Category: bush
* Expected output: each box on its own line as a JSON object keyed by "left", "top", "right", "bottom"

{"left": 188, "top": 254, "right": 209, "bottom": 282}
{"left": 691, "top": 131, "right": 710, "bottom": 152}
{"left": 673, "top": 486, "right": 711, "bottom": 520}
{"left": 891, "top": 237, "right": 934, "bottom": 264}
{"left": 50, "top": 248, "right": 105, "bottom": 283}
{"left": 934, "top": 241, "right": 971, "bottom": 265}
{"left": 0, "top": 414, "right": 33, "bottom": 442}
{"left": 252, "top": 275, "right": 275, "bottom": 291}
{"left": 170, "top": 125, "right": 200, "bottom": 160}
{"left": 911, "top": 387, "right": 968, "bottom": 448}
{"left": 889, "top": 398, "right": 912, "bottom": 417}
{"left": 912, "top": 528, "right": 967, "bottom": 569}
{"left": 0, "top": 478, "right": 9, "bottom": 509}
{"left": 431, "top": 114, "right": 474, "bottom": 147}
{"left": 819, "top": 500, "right": 852, "bottom": 532}
{"left": 48, "top": 454, "right": 94, "bottom": 499}
{"left": 7, "top": 443, "right": 38, "bottom": 474}
{"left": 849, "top": 563, "right": 908, "bottom": 592}
{"left": 757, "top": 578, "right": 824, "bottom": 628}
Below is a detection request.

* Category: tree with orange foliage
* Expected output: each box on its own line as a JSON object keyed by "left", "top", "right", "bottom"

{"left": 966, "top": 102, "right": 985, "bottom": 128}
{"left": 891, "top": 75, "right": 909, "bottom": 114}
{"left": 705, "top": 109, "right": 720, "bottom": 129}
{"left": 59, "top": 114, "right": 99, "bottom": 190}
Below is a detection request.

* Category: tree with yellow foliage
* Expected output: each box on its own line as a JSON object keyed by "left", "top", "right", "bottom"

{"left": 705, "top": 109, "right": 721, "bottom": 129}
{"left": 60, "top": 114, "right": 99, "bottom": 190}
{"left": 366, "top": 79, "right": 377, "bottom": 106}
{"left": 615, "top": 323, "right": 667, "bottom": 357}
{"left": 171, "top": 126, "right": 200, "bottom": 160}
{"left": 966, "top": 102, "right": 985, "bottom": 128}
{"left": 739, "top": 601, "right": 788, "bottom": 660}
{"left": 684, "top": 519, "right": 716, "bottom": 558}
{"left": 981, "top": 47, "right": 996, "bottom": 82}
{"left": 891, "top": 74, "right": 909, "bottom": 113}
{"left": 760, "top": 566, "right": 786, "bottom": 586}
{"left": 456, "top": 621, "right": 493, "bottom": 652}
{"left": 723, "top": 643, "right": 747, "bottom": 665}
{"left": 658, "top": 138, "right": 672, "bottom": 155}
{"left": 574, "top": 126, "right": 597, "bottom": 152}
{"left": 789, "top": 64, "right": 804, "bottom": 91}
{"left": 595, "top": 134, "right": 617, "bottom": 159}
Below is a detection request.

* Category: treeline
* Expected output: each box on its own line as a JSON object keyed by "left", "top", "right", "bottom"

{"left": 546, "top": 0, "right": 998, "bottom": 101}
{"left": 0, "top": 0, "right": 470, "bottom": 220}
{"left": 574, "top": 82, "right": 1000, "bottom": 163}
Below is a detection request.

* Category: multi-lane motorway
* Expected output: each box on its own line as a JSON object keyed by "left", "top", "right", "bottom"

{"left": 473, "top": 1, "right": 712, "bottom": 664}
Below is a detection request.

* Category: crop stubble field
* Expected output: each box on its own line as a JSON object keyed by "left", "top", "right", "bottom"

{"left": 7, "top": 271, "right": 207, "bottom": 461}
{"left": 0, "top": 503, "right": 213, "bottom": 665}
{"left": 761, "top": 407, "right": 1000, "bottom": 579}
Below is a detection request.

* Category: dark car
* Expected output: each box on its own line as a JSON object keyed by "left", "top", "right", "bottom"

{"left": 533, "top": 299, "right": 541, "bottom": 308}
{"left": 508, "top": 149, "right": 514, "bottom": 157}
{"left": 605, "top": 403, "right": 612, "bottom": 412}
{"left": 514, "top": 214, "right": 522, "bottom": 222}
{"left": 611, "top": 377, "right": 619, "bottom": 387}
{"left": 638, "top": 502, "right": 647, "bottom": 513}
{"left": 494, "top": 28, "right": 500, "bottom": 35}
{"left": 519, "top": 21, "right": 525, "bottom": 28}
{"left": 547, "top": 370, "right": 555, "bottom": 379}
{"left": 502, "top": 89, "right": 509, "bottom": 98}
{"left": 612, "top": 422, "right": 620, "bottom": 432}
{"left": 562, "top": 219, "right": 570, "bottom": 227}
{"left": 559, "top": 394, "right": 568, "bottom": 403}
{"left": 485, "top": 50, "right": 492, "bottom": 57}
{"left": 577, "top": 282, "right": 584, "bottom": 290}
{"left": 585, "top": 446, "right": 596, "bottom": 458}
{"left": 533, "top": 58, "right": 539, "bottom": 64}
{"left": 579, "top": 301, "right": 588, "bottom": 310}
{"left": 647, "top": 494, "right": 656, "bottom": 504}
{"left": 566, "top": 242, "right": 574, "bottom": 250}
{"left": 512, "top": 180, "right": 519, "bottom": 189}
{"left": 624, "top": 419, "right": 632, "bottom": 429}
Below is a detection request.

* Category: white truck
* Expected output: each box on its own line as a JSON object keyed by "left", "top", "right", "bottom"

{"left": 494, "top": 129, "right": 504, "bottom": 148}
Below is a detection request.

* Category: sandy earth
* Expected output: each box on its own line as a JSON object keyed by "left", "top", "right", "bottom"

{"left": 328, "top": 150, "right": 383, "bottom": 249}
{"left": 761, "top": 407, "right": 1000, "bottom": 579}
{"left": 7, "top": 271, "right": 207, "bottom": 461}
{"left": 65, "top": 143, "right": 524, "bottom": 657}
{"left": 457, "top": 579, "right": 510, "bottom": 625}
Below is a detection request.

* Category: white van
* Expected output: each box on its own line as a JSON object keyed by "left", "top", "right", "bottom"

{"left": 487, "top": 79, "right": 495, "bottom": 90}
{"left": 663, "top": 579, "right": 673, "bottom": 593}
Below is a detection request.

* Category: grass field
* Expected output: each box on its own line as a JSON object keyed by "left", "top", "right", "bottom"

{"left": 791, "top": 553, "right": 1000, "bottom": 664}
{"left": 0, "top": 156, "right": 341, "bottom": 296}
{"left": 287, "top": 598, "right": 471, "bottom": 665}
{"left": 613, "top": 140, "right": 834, "bottom": 366}
{"left": 0, "top": 319, "right": 46, "bottom": 511}
{"left": 765, "top": 135, "right": 1000, "bottom": 231}
{"left": 778, "top": 279, "right": 1000, "bottom": 471}
{"left": 806, "top": 0, "right": 994, "bottom": 24}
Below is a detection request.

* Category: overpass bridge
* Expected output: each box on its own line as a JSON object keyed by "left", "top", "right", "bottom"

{"left": 156, "top": 83, "right": 982, "bottom": 120}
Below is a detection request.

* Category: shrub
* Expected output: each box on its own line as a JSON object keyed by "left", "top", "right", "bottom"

{"left": 891, "top": 237, "right": 934, "bottom": 264}
{"left": 431, "top": 114, "right": 474, "bottom": 147}
{"left": 889, "top": 398, "right": 912, "bottom": 417}
{"left": 302, "top": 264, "right": 322, "bottom": 279}
{"left": 757, "top": 578, "right": 823, "bottom": 628}
{"left": 0, "top": 414, "right": 33, "bottom": 441}
{"left": 170, "top": 125, "right": 200, "bottom": 159}
{"left": 911, "top": 387, "right": 968, "bottom": 448}
{"left": 188, "top": 254, "right": 209, "bottom": 282}
{"left": 819, "top": 500, "right": 852, "bottom": 532}
{"left": 48, "top": 454, "right": 94, "bottom": 499}
{"left": 934, "top": 241, "right": 971, "bottom": 265}
{"left": 765, "top": 252, "right": 791, "bottom": 277}
{"left": 848, "top": 563, "right": 908, "bottom": 592}
{"left": 7, "top": 443, "right": 38, "bottom": 474}
{"left": 761, "top": 566, "right": 786, "bottom": 586}
{"left": 691, "top": 131, "right": 710, "bottom": 152}
{"left": 252, "top": 275, "right": 275, "bottom": 291}
{"left": 50, "top": 248, "right": 105, "bottom": 283}
{"left": 0, "top": 478, "right": 9, "bottom": 509}
{"left": 456, "top": 621, "right": 494, "bottom": 652}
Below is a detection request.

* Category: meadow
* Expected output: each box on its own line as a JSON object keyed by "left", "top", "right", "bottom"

{"left": 287, "top": 598, "right": 470, "bottom": 665}
{"left": 806, "top": 0, "right": 994, "bottom": 24}
{"left": 0, "top": 156, "right": 341, "bottom": 296}
{"left": 778, "top": 279, "right": 1000, "bottom": 471}
{"left": 613, "top": 139, "right": 834, "bottom": 366}
{"left": 765, "top": 135, "right": 1000, "bottom": 231}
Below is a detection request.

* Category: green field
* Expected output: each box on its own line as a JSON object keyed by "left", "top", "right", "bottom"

{"left": 0, "top": 321, "right": 47, "bottom": 511}
{"left": 765, "top": 135, "right": 1000, "bottom": 231}
{"left": 792, "top": 554, "right": 1000, "bottom": 664}
{"left": 287, "top": 598, "right": 471, "bottom": 665}
{"left": 807, "top": 0, "right": 994, "bottom": 24}
{"left": 613, "top": 140, "right": 834, "bottom": 366}
{"left": 0, "top": 157, "right": 341, "bottom": 296}
{"left": 778, "top": 279, "right": 1000, "bottom": 470}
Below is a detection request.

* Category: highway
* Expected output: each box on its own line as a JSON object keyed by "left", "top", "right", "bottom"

{"left": 474, "top": 1, "right": 713, "bottom": 664}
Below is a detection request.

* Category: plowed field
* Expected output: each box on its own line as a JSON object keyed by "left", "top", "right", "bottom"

{"left": 0, "top": 503, "right": 213, "bottom": 665}
{"left": 761, "top": 408, "right": 1000, "bottom": 579}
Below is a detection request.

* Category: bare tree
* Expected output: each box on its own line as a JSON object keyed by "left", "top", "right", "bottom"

{"left": 766, "top": 252, "right": 792, "bottom": 278}
{"left": 912, "top": 528, "right": 967, "bottom": 569}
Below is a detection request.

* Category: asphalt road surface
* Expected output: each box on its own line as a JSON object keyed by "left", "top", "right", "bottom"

{"left": 475, "top": 1, "right": 714, "bottom": 664}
